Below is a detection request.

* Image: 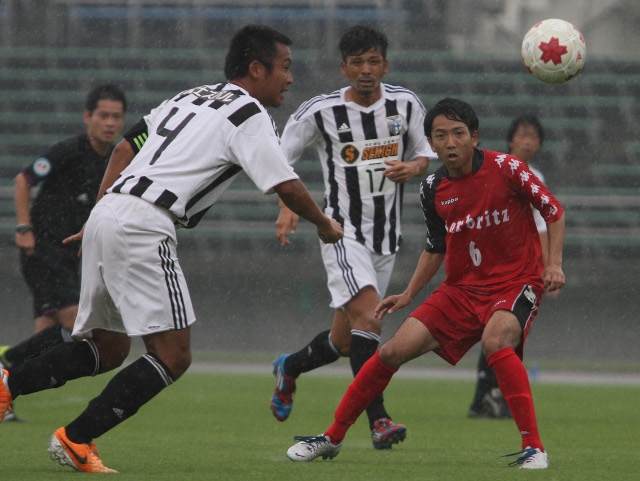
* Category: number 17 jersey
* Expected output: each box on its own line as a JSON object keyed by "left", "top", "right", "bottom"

{"left": 281, "top": 84, "right": 434, "bottom": 255}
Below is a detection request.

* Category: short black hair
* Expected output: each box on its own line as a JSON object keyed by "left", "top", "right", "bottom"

{"left": 85, "top": 84, "right": 127, "bottom": 113}
{"left": 506, "top": 113, "right": 544, "bottom": 146}
{"left": 424, "top": 98, "right": 479, "bottom": 138}
{"left": 339, "top": 25, "right": 388, "bottom": 61}
{"left": 224, "top": 24, "right": 292, "bottom": 80}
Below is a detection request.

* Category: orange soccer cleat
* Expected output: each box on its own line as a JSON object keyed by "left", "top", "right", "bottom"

{"left": 47, "top": 427, "right": 118, "bottom": 473}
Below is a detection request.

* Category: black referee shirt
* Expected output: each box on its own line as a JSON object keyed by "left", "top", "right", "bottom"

{"left": 23, "top": 134, "right": 112, "bottom": 244}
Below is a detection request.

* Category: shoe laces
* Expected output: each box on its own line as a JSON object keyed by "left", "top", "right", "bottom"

{"left": 275, "top": 358, "right": 296, "bottom": 395}
{"left": 502, "top": 447, "right": 539, "bottom": 467}
{"left": 275, "top": 376, "right": 296, "bottom": 401}
{"left": 86, "top": 443, "right": 116, "bottom": 472}
{"left": 293, "top": 435, "right": 331, "bottom": 452}
{"left": 373, "top": 418, "right": 392, "bottom": 431}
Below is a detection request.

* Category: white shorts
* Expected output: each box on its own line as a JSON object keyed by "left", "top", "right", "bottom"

{"left": 73, "top": 194, "right": 196, "bottom": 338}
{"left": 320, "top": 237, "right": 396, "bottom": 309}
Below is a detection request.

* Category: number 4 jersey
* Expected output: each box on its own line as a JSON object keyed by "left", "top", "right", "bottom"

{"left": 281, "top": 84, "right": 435, "bottom": 255}
{"left": 113, "top": 83, "right": 298, "bottom": 228}
{"left": 420, "top": 148, "right": 564, "bottom": 292}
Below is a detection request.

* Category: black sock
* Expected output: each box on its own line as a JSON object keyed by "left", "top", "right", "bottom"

{"left": 470, "top": 352, "right": 497, "bottom": 411}
{"left": 284, "top": 329, "right": 341, "bottom": 378}
{"left": 9, "top": 339, "right": 99, "bottom": 397}
{"left": 349, "top": 330, "right": 387, "bottom": 430}
{"left": 4, "top": 325, "right": 73, "bottom": 368}
{"left": 66, "top": 353, "right": 174, "bottom": 444}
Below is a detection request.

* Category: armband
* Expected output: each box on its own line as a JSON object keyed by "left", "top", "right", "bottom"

{"left": 123, "top": 118, "right": 150, "bottom": 153}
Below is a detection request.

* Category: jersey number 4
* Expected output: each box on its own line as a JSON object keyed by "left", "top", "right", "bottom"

{"left": 150, "top": 107, "right": 195, "bottom": 165}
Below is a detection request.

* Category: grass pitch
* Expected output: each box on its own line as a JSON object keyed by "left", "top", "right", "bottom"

{"left": 1, "top": 365, "right": 638, "bottom": 480}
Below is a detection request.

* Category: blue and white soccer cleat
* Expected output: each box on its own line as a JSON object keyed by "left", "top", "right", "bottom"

{"left": 270, "top": 354, "right": 296, "bottom": 421}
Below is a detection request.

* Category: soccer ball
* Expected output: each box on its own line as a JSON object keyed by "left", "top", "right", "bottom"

{"left": 521, "top": 18, "right": 586, "bottom": 84}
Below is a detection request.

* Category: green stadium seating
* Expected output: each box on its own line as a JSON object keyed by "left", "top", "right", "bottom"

{"left": 0, "top": 46, "right": 638, "bottom": 249}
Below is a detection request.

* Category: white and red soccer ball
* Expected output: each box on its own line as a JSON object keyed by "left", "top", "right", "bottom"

{"left": 521, "top": 18, "right": 586, "bottom": 84}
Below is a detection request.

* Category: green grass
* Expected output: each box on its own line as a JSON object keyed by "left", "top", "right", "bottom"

{"left": 1, "top": 370, "right": 639, "bottom": 480}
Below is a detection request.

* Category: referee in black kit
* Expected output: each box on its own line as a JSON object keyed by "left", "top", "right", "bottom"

{"left": 15, "top": 84, "right": 126, "bottom": 335}
{"left": 1, "top": 85, "right": 126, "bottom": 423}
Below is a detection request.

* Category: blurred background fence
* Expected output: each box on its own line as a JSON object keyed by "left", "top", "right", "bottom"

{"left": 0, "top": 0, "right": 639, "bottom": 366}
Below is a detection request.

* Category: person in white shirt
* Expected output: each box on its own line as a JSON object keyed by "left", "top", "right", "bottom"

{"left": 0, "top": 24, "right": 342, "bottom": 473}
{"left": 269, "top": 25, "right": 435, "bottom": 450}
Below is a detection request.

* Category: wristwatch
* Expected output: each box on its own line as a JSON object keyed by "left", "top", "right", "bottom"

{"left": 16, "top": 224, "right": 33, "bottom": 234}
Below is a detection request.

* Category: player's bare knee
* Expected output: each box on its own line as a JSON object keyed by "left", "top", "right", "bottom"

{"left": 332, "top": 338, "right": 350, "bottom": 356}
{"left": 174, "top": 350, "right": 192, "bottom": 378}
{"left": 378, "top": 342, "right": 410, "bottom": 369}
{"left": 97, "top": 344, "right": 130, "bottom": 371}
{"left": 147, "top": 342, "right": 192, "bottom": 379}
{"left": 350, "top": 313, "right": 382, "bottom": 335}
{"left": 56, "top": 305, "right": 79, "bottom": 331}
{"left": 481, "top": 339, "right": 499, "bottom": 358}
{"left": 482, "top": 314, "right": 522, "bottom": 355}
{"left": 142, "top": 328, "right": 191, "bottom": 375}
{"left": 35, "top": 316, "right": 56, "bottom": 333}
{"left": 93, "top": 331, "right": 131, "bottom": 371}
{"left": 481, "top": 334, "right": 520, "bottom": 358}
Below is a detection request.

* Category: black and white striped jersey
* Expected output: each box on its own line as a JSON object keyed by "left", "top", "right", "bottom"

{"left": 281, "top": 84, "right": 435, "bottom": 255}
{"left": 111, "top": 83, "right": 298, "bottom": 228}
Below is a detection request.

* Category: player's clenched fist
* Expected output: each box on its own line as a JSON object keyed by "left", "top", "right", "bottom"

{"left": 317, "top": 218, "right": 343, "bottom": 244}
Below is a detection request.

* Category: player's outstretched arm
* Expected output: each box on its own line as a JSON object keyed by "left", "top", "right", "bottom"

{"left": 274, "top": 179, "right": 342, "bottom": 244}
{"left": 62, "top": 140, "right": 136, "bottom": 250}
{"left": 96, "top": 139, "right": 136, "bottom": 203}
{"left": 375, "top": 250, "right": 444, "bottom": 319}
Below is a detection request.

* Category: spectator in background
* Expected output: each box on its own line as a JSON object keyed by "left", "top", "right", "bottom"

{"left": 468, "top": 113, "right": 554, "bottom": 419}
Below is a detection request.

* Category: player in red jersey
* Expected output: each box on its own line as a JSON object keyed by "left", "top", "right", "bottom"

{"left": 286, "top": 97, "right": 565, "bottom": 470}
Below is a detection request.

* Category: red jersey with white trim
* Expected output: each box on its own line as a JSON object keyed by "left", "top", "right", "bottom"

{"left": 419, "top": 149, "right": 564, "bottom": 292}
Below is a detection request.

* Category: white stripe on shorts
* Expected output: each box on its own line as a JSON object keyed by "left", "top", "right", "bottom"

{"left": 321, "top": 236, "right": 396, "bottom": 309}
{"left": 158, "top": 238, "right": 188, "bottom": 330}
{"left": 334, "top": 239, "right": 359, "bottom": 299}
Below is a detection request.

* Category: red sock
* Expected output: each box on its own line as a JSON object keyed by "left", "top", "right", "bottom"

{"left": 324, "top": 351, "right": 397, "bottom": 444}
{"left": 487, "top": 348, "right": 544, "bottom": 451}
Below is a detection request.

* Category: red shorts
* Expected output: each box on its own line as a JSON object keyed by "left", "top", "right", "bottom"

{"left": 410, "top": 281, "right": 544, "bottom": 365}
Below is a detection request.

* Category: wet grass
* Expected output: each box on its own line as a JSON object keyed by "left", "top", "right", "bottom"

{"left": 1, "top": 370, "right": 638, "bottom": 480}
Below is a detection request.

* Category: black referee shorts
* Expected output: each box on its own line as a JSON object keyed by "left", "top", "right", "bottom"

{"left": 20, "top": 243, "right": 81, "bottom": 318}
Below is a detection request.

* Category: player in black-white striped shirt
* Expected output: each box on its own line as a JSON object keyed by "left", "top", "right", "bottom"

{"left": 270, "top": 25, "right": 435, "bottom": 450}
{"left": 0, "top": 25, "right": 342, "bottom": 473}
